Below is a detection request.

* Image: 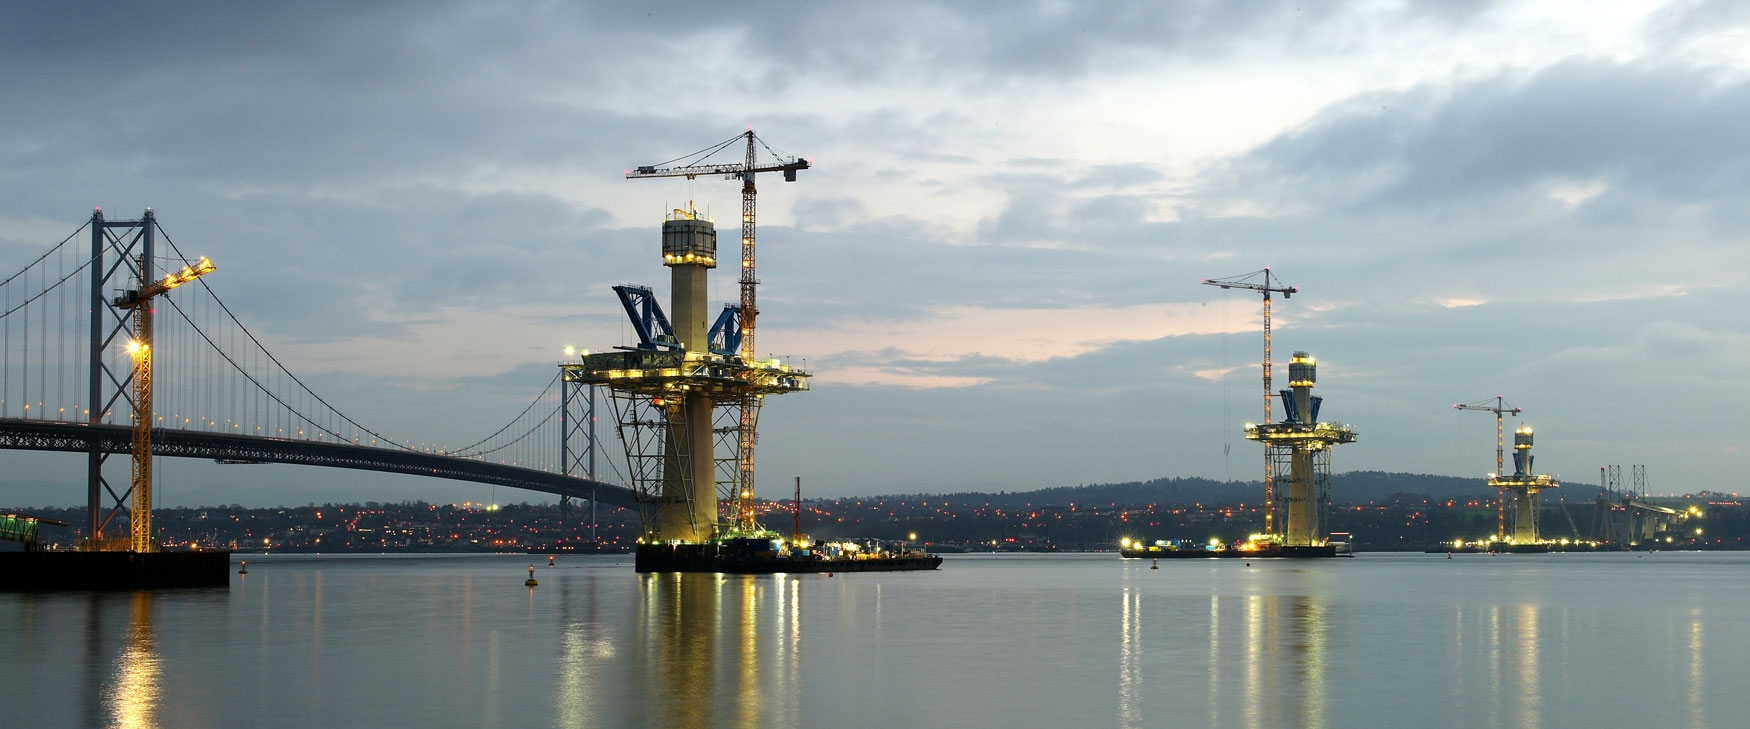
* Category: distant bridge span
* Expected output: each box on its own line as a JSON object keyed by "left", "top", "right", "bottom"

{"left": 0, "top": 418, "right": 635, "bottom": 507}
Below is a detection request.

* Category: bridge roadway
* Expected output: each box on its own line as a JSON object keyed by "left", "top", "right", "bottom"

{"left": 0, "top": 418, "right": 635, "bottom": 507}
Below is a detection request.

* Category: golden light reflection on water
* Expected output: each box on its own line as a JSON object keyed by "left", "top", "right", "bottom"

{"left": 1206, "top": 594, "right": 1221, "bottom": 729}
{"left": 1217, "top": 590, "right": 1330, "bottom": 729}
{"left": 1119, "top": 574, "right": 1332, "bottom": 729}
{"left": 734, "top": 575, "right": 764, "bottom": 727}
{"left": 1687, "top": 611, "right": 1706, "bottom": 729}
{"left": 104, "top": 592, "right": 160, "bottom": 729}
{"left": 1516, "top": 604, "right": 1541, "bottom": 729}
{"left": 555, "top": 577, "right": 616, "bottom": 729}
{"left": 633, "top": 572, "right": 800, "bottom": 729}
{"left": 1117, "top": 585, "right": 1141, "bottom": 729}
{"left": 1295, "top": 595, "right": 1328, "bottom": 729}
{"left": 1244, "top": 594, "right": 1266, "bottom": 729}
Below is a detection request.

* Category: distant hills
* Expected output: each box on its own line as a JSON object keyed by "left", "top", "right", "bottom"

{"left": 884, "top": 471, "right": 1604, "bottom": 508}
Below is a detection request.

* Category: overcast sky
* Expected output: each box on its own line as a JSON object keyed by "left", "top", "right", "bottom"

{"left": 2, "top": 0, "right": 1747, "bottom": 507}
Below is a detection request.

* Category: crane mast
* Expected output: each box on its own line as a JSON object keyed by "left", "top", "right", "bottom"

{"left": 627, "top": 130, "right": 807, "bottom": 533}
{"left": 1201, "top": 268, "right": 1297, "bottom": 537}
{"left": 1455, "top": 396, "right": 1521, "bottom": 541}
{"left": 111, "top": 254, "right": 215, "bottom": 552}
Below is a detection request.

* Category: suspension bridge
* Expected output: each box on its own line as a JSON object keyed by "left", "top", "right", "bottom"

{"left": 0, "top": 209, "right": 630, "bottom": 549}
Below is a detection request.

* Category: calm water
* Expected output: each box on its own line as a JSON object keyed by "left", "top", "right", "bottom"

{"left": 3, "top": 551, "right": 1745, "bottom": 728}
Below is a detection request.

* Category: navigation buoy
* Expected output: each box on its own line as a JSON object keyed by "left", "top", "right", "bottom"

{"left": 524, "top": 565, "right": 538, "bottom": 587}
{"left": 548, "top": 555, "right": 555, "bottom": 566}
{"left": 1447, "top": 552, "right": 1453, "bottom": 559}
{"left": 1150, "top": 558, "right": 1159, "bottom": 570}
{"left": 238, "top": 560, "right": 248, "bottom": 575}
{"left": 1245, "top": 562, "right": 1251, "bottom": 567}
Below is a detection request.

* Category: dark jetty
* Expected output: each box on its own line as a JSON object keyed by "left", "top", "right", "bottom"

{"left": 0, "top": 550, "right": 231, "bottom": 590}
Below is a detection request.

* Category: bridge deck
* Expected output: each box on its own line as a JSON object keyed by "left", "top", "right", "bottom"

{"left": 0, "top": 418, "right": 634, "bottom": 507}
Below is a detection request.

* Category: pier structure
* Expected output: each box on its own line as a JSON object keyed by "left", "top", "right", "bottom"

{"left": 562, "top": 209, "right": 808, "bottom": 552}
{"left": 1489, "top": 425, "right": 1558, "bottom": 544}
{"left": 1245, "top": 352, "right": 1357, "bottom": 549}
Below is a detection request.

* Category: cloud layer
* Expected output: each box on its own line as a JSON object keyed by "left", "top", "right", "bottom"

{"left": 1, "top": 0, "right": 1745, "bottom": 506}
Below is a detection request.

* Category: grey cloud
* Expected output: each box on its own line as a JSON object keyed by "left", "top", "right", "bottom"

{"left": 1070, "top": 164, "right": 1166, "bottom": 189}
{"left": 1224, "top": 59, "right": 1750, "bottom": 212}
{"left": 1644, "top": 0, "right": 1750, "bottom": 41}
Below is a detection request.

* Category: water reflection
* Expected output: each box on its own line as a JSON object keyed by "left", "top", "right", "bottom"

{"left": 1117, "top": 586, "right": 1141, "bottom": 729}
{"left": 1159, "top": 588, "right": 1329, "bottom": 729}
{"left": 104, "top": 592, "right": 161, "bottom": 729}
{"left": 633, "top": 573, "right": 801, "bottom": 729}
{"left": 1245, "top": 593, "right": 1328, "bottom": 729}
{"left": 1516, "top": 604, "right": 1541, "bottom": 729}
{"left": 555, "top": 575, "right": 615, "bottom": 729}
{"left": 1687, "top": 611, "right": 1706, "bottom": 729}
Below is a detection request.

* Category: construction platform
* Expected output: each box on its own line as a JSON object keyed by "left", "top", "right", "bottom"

{"left": 636, "top": 538, "right": 942, "bottom": 574}
{"left": 0, "top": 550, "right": 231, "bottom": 590}
{"left": 1120, "top": 543, "right": 1344, "bottom": 559}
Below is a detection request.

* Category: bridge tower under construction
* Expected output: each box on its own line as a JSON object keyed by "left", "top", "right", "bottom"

{"left": 562, "top": 210, "right": 808, "bottom": 558}
{"left": 1489, "top": 425, "right": 1557, "bottom": 544}
{"left": 1245, "top": 352, "right": 1357, "bottom": 549}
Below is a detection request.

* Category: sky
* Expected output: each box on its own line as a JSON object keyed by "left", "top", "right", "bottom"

{"left": 1, "top": 0, "right": 1747, "bottom": 507}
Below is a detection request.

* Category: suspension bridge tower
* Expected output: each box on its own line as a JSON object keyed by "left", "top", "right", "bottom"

{"left": 1245, "top": 352, "right": 1357, "bottom": 554}
{"left": 562, "top": 209, "right": 808, "bottom": 570}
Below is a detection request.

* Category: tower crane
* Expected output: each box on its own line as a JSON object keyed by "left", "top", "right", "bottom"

{"left": 1454, "top": 395, "right": 1521, "bottom": 541}
{"left": 1201, "top": 268, "right": 1297, "bottom": 537}
{"left": 627, "top": 129, "right": 808, "bottom": 532}
{"left": 111, "top": 255, "right": 215, "bottom": 552}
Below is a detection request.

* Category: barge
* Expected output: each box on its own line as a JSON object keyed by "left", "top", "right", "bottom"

{"left": 636, "top": 536, "right": 942, "bottom": 574}
{"left": 1119, "top": 535, "right": 1351, "bottom": 559}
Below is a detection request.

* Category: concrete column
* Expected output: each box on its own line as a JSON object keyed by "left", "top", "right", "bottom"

{"left": 656, "top": 215, "right": 718, "bottom": 542}
{"left": 1513, "top": 490, "right": 1538, "bottom": 542}
{"left": 1285, "top": 449, "right": 1317, "bottom": 546}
